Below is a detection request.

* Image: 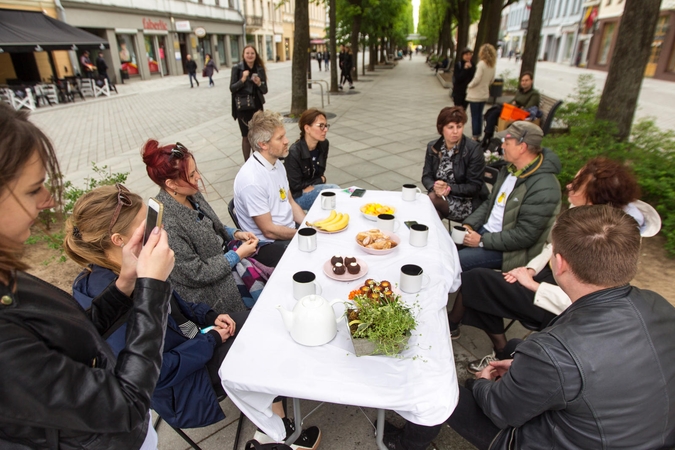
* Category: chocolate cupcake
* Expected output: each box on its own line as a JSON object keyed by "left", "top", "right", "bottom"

{"left": 332, "top": 263, "right": 346, "bottom": 275}
{"left": 347, "top": 262, "right": 360, "bottom": 274}
{"left": 331, "top": 255, "right": 344, "bottom": 266}
{"left": 344, "top": 256, "right": 357, "bottom": 266}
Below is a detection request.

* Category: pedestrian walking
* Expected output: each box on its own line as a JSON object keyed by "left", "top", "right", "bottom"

{"left": 95, "top": 52, "right": 111, "bottom": 88}
{"left": 316, "top": 52, "right": 322, "bottom": 71}
{"left": 203, "top": 54, "right": 218, "bottom": 87}
{"left": 230, "top": 45, "right": 268, "bottom": 161}
{"left": 186, "top": 54, "right": 199, "bottom": 88}
{"left": 338, "top": 45, "right": 347, "bottom": 87}
{"left": 324, "top": 51, "right": 330, "bottom": 71}
{"left": 466, "top": 44, "right": 496, "bottom": 141}
{"left": 339, "top": 46, "right": 354, "bottom": 90}
{"left": 80, "top": 51, "right": 94, "bottom": 79}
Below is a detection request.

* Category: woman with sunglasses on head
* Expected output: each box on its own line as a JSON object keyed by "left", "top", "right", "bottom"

{"left": 63, "top": 186, "right": 321, "bottom": 447}
{"left": 0, "top": 103, "right": 175, "bottom": 449}
{"left": 283, "top": 108, "right": 340, "bottom": 210}
{"left": 142, "top": 140, "right": 265, "bottom": 313}
{"left": 231, "top": 45, "right": 268, "bottom": 161}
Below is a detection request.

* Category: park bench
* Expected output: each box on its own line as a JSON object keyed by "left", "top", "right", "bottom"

{"left": 497, "top": 93, "right": 563, "bottom": 136}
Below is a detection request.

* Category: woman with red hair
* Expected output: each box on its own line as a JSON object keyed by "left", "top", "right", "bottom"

{"left": 142, "top": 139, "right": 265, "bottom": 313}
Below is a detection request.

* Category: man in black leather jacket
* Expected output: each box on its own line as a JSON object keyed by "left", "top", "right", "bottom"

{"left": 384, "top": 205, "right": 675, "bottom": 450}
{"left": 453, "top": 205, "right": 675, "bottom": 450}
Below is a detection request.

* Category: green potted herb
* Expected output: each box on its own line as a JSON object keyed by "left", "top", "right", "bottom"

{"left": 346, "top": 280, "right": 417, "bottom": 357}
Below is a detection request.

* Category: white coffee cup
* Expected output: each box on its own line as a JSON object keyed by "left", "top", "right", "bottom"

{"left": 402, "top": 184, "right": 422, "bottom": 201}
{"left": 377, "top": 214, "right": 400, "bottom": 233}
{"left": 298, "top": 227, "right": 317, "bottom": 252}
{"left": 409, "top": 224, "right": 429, "bottom": 247}
{"left": 320, "top": 191, "right": 336, "bottom": 210}
{"left": 451, "top": 225, "right": 468, "bottom": 245}
{"left": 293, "top": 271, "right": 322, "bottom": 300}
{"left": 400, "top": 264, "right": 430, "bottom": 294}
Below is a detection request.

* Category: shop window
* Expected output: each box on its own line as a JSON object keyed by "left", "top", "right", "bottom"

{"left": 597, "top": 22, "right": 615, "bottom": 65}
{"left": 144, "top": 36, "right": 159, "bottom": 73}
{"left": 117, "top": 34, "right": 139, "bottom": 76}
{"left": 230, "top": 37, "right": 241, "bottom": 63}
{"left": 218, "top": 36, "right": 227, "bottom": 65}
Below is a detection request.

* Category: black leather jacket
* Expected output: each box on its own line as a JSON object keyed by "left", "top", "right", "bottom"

{"left": 0, "top": 272, "right": 171, "bottom": 449}
{"left": 230, "top": 62, "right": 268, "bottom": 120}
{"left": 284, "top": 139, "right": 329, "bottom": 199}
{"left": 473, "top": 285, "right": 675, "bottom": 449}
{"left": 421, "top": 136, "right": 487, "bottom": 211}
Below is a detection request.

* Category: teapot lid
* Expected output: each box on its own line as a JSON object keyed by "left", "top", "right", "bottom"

{"left": 300, "top": 294, "right": 325, "bottom": 308}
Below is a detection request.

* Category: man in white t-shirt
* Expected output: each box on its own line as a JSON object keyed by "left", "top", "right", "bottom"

{"left": 233, "top": 110, "right": 306, "bottom": 267}
{"left": 460, "top": 121, "right": 561, "bottom": 272}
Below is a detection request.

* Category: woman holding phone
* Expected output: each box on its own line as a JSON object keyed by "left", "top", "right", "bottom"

{"left": 0, "top": 103, "right": 175, "bottom": 449}
{"left": 142, "top": 139, "right": 266, "bottom": 312}
{"left": 230, "top": 45, "right": 267, "bottom": 161}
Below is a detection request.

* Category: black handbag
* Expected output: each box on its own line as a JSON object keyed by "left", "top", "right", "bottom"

{"left": 235, "top": 93, "right": 256, "bottom": 112}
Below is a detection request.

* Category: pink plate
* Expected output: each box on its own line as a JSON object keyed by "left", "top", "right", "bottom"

{"left": 323, "top": 258, "right": 369, "bottom": 282}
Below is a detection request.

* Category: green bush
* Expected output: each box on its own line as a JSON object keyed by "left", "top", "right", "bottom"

{"left": 543, "top": 75, "right": 675, "bottom": 256}
{"left": 498, "top": 69, "right": 519, "bottom": 92}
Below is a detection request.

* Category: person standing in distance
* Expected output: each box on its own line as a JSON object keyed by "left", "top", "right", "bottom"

{"left": 186, "top": 54, "right": 199, "bottom": 88}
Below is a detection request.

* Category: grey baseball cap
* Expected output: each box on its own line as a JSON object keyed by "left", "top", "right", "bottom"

{"left": 495, "top": 121, "right": 544, "bottom": 147}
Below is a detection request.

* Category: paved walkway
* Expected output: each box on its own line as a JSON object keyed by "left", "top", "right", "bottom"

{"left": 28, "top": 53, "right": 667, "bottom": 449}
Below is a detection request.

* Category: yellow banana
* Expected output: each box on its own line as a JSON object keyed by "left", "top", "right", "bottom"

{"left": 318, "top": 213, "right": 343, "bottom": 229}
{"left": 311, "top": 210, "right": 336, "bottom": 227}
{"left": 323, "top": 213, "right": 349, "bottom": 232}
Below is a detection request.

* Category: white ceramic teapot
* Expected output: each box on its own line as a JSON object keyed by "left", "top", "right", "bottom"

{"left": 277, "top": 295, "right": 343, "bottom": 346}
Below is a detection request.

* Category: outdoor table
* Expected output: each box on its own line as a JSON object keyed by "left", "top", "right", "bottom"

{"left": 219, "top": 189, "right": 462, "bottom": 449}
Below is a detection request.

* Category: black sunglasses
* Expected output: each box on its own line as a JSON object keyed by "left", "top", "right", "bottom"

{"left": 170, "top": 142, "right": 188, "bottom": 159}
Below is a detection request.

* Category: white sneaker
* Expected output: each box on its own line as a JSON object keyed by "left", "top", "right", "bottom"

{"left": 467, "top": 351, "right": 497, "bottom": 373}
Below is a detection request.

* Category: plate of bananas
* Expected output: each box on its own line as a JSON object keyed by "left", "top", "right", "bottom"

{"left": 306, "top": 210, "right": 350, "bottom": 233}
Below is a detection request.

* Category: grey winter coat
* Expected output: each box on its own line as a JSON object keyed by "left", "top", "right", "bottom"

{"left": 463, "top": 148, "right": 561, "bottom": 271}
{"left": 156, "top": 189, "right": 244, "bottom": 314}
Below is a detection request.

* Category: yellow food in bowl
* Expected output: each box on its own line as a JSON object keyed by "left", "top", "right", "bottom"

{"left": 360, "top": 203, "right": 396, "bottom": 216}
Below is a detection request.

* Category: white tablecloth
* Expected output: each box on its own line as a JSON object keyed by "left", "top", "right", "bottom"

{"left": 220, "top": 190, "right": 462, "bottom": 441}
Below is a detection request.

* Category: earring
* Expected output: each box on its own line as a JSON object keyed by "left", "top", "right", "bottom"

{"left": 174, "top": 191, "right": 177, "bottom": 195}
{"left": 120, "top": 242, "right": 125, "bottom": 248}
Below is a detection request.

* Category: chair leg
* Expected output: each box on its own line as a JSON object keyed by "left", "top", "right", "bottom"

{"left": 503, "top": 319, "right": 516, "bottom": 333}
{"left": 171, "top": 425, "right": 203, "bottom": 450}
{"left": 233, "top": 411, "right": 245, "bottom": 450}
{"left": 153, "top": 415, "right": 163, "bottom": 430}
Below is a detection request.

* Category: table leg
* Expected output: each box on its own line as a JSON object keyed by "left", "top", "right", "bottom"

{"left": 376, "top": 408, "right": 387, "bottom": 450}
{"left": 284, "top": 398, "right": 302, "bottom": 445}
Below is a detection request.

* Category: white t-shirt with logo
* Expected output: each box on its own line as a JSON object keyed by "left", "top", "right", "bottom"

{"left": 233, "top": 153, "right": 295, "bottom": 240}
{"left": 484, "top": 174, "right": 518, "bottom": 233}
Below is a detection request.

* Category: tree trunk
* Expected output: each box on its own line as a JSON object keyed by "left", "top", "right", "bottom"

{"left": 473, "top": 0, "right": 492, "bottom": 59}
{"left": 486, "top": 0, "right": 503, "bottom": 48}
{"left": 440, "top": 6, "right": 453, "bottom": 58}
{"left": 362, "top": 38, "right": 366, "bottom": 75}
{"left": 381, "top": 36, "right": 387, "bottom": 63}
{"left": 350, "top": 14, "right": 361, "bottom": 81}
{"left": 369, "top": 40, "right": 376, "bottom": 71}
{"left": 520, "top": 0, "right": 545, "bottom": 78}
{"left": 596, "top": 0, "right": 661, "bottom": 141}
{"left": 455, "top": 0, "right": 470, "bottom": 62}
{"left": 291, "top": 0, "right": 309, "bottom": 115}
{"left": 329, "top": 0, "right": 338, "bottom": 92}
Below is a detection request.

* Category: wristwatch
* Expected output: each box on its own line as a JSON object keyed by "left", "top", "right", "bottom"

{"left": 478, "top": 237, "right": 484, "bottom": 248}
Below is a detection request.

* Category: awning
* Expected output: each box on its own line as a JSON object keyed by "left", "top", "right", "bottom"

{"left": 0, "top": 8, "right": 109, "bottom": 53}
{"left": 310, "top": 39, "right": 326, "bottom": 45}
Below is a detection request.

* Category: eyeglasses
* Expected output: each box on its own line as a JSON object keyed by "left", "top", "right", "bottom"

{"left": 314, "top": 123, "right": 331, "bottom": 130}
{"left": 109, "top": 183, "right": 132, "bottom": 236}
{"left": 170, "top": 142, "right": 188, "bottom": 159}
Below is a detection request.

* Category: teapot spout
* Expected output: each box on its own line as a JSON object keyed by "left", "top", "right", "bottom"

{"left": 277, "top": 305, "right": 294, "bottom": 331}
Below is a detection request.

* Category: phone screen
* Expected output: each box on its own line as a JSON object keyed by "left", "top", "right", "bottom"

{"left": 351, "top": 188, "right": 366, "bottom": 198}
{"left": 404, "top": 221, "right": 418, "bottom": 229}
{"left": 143, "top": 206, "right": 158, "bottom": 245}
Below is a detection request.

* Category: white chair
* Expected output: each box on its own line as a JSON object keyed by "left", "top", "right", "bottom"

{"left": 78, "top": 78, "right": 95, "bottom": 97}
{"left": 42, "top": 84, "right": 60, "bottom": 104}
{"left": 93, "top": 79, "right": 111, "bottom": 98}
{"left": 4, "top": 88, "right": 36, "bottom": 111}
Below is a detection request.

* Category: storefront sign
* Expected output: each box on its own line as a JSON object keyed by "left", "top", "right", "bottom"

{"left": 194, "top": 27, "right": 206, "bottom": 38}
{"left": 275, "top": 34, "right": 282, "bottom": 43}
{"left": 175, "top": 21, "right": 191, "bottom": 32}
{"left": 143, "top": 18, "right": 168, "bottom": 31}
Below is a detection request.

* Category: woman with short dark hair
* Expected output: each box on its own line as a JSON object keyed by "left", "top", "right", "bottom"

{"left": 452, "top": 48, "right": 475, "bottom": 110}
{"left": 422, "top": 106, "right": 486, "bottom": 221}
{"left": 284, "top": 108, "right": 340, "bottom": 210}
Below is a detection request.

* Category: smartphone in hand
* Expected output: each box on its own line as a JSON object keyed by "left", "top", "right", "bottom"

{"left": 143, "top": 197, "right": 164, "bottom": 245}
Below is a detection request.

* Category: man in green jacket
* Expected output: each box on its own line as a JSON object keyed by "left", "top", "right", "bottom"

{"left": 460, "top": 121, "right": 561, "bottom": 272}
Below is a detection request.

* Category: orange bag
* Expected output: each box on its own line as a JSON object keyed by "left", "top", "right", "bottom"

{"left": 500, "top": 103, "right": 529, "bottom": 121}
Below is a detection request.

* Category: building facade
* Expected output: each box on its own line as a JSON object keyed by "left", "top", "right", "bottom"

{"left": 587, "top": 0, "right": 675, "bottom": 81}
{"left": 61, "top": 0, "right": 245, "bottom": 82}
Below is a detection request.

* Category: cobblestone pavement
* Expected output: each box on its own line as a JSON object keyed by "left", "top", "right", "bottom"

{"left": 26, "top": 54, "right": 673, "bottom": 450}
